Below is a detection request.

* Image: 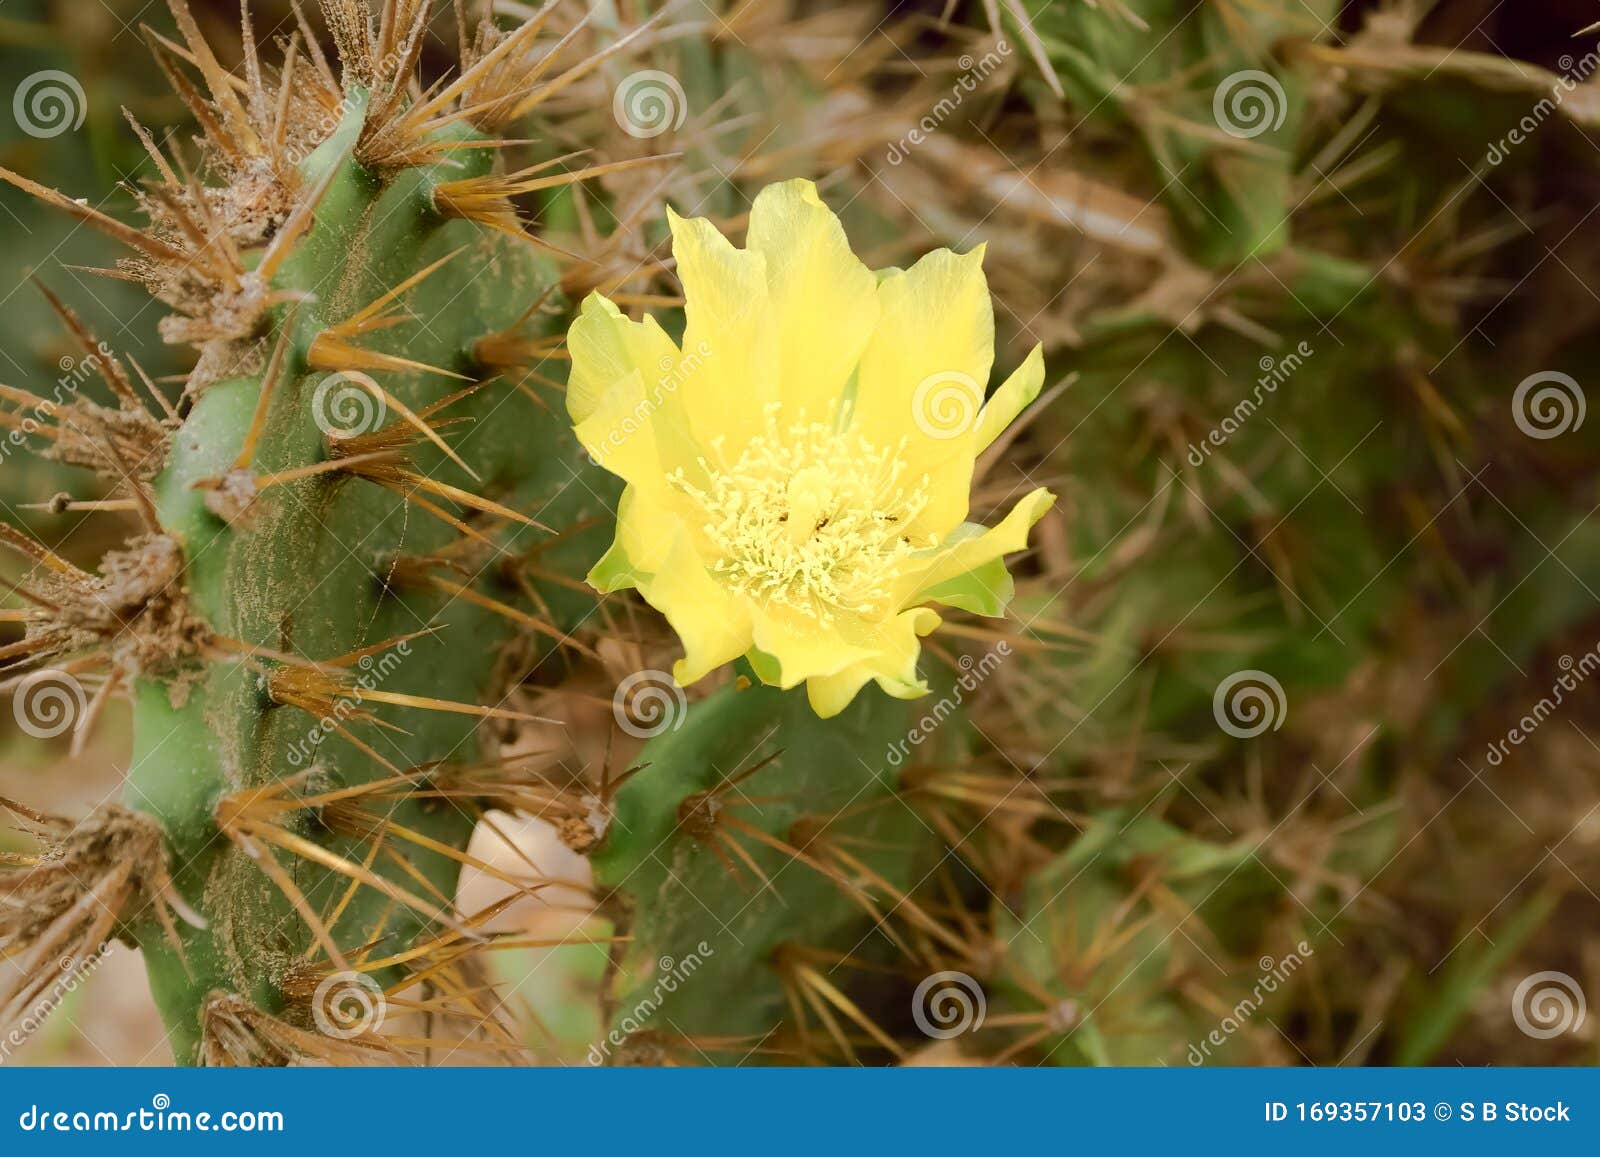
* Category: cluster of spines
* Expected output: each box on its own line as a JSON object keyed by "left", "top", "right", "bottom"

{"left": 0, "top": 0, "right": 1430, "bottom": 1069}
{"left": 0, "top": 0, "right": 671, "bottom": 1065}
{"left": 0, "top": 0, "right": 1220, "bottom": 1069}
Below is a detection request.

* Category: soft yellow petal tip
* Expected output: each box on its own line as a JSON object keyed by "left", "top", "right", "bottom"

{"left": 570, "top": 183, "right": 1054, "bottom": 719}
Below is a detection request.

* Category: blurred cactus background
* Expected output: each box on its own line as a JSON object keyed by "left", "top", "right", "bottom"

{"left": 2, "top": 0, "right": 1599, "bottom": 1066}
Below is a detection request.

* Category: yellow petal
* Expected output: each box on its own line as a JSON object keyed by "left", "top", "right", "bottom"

{"left": 668, "top": 207, "right": 777, "bottom": 448}
{"left": 750, "top": 605, "right": 878, "bottom": 689}
{"left": 637, "top": 532, "right": 754, "bottom": 686}
{"left": 805, "top": 607, "right": 940, "bottom": 718}
{"left": 586, "top": 535, "right": 642, "bottom": 594}
{"left": 614, "top": 483, "right": 688, "bottom": 577}
{"left": 853, "top": 245, "right": 994, "bottom": 537}
{"left": 907, "top": 487, "right": 1056, "bottom": 605}
{"left": 585, "top": 483, "right": 692, "bottom": 592}
{"left": 975, "top": 344, "right": 1046, "bottom": 453}
{"left": 745, "top": 179, "right": 880, "bottom": 418}
{"left": 565, "top": 293, "right": 679, "bottom": 424}
{"left": 572, "top": 370, "right": 662, "bottom": 487}
{"left": 568, "top": 296, "right": 706, "bottom": 485}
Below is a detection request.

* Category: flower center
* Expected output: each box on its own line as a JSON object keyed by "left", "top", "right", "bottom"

{"left": 671, "top": 408, "right": 933, "bottom": 623}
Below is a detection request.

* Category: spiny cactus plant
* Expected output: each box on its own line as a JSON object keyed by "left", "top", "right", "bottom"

{"left": 959, "top": 0, "right": 1600, "bottom": 1065}
{"left": 0, "top": 0, "right": 1058, "bottom": 1069}
{"left": 625, "top": 0, "right": 1600, "bottom": 1066}
{"left": 0, "top": 0, "right": 661, "bottom": 1065}
{"left": 6, "top": 0, "right": 1600, "bottom": 1070}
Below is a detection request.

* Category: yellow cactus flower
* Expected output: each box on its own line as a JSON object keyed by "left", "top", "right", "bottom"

{"left": 566, "top": 179, "right": 1055, "bottom": 717}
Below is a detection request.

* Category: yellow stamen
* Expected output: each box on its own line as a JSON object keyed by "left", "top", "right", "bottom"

{"left": 669, "top": 405, "right": 933, "bottom": 625}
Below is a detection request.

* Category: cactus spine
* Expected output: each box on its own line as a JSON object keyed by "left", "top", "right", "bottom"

{"left": 2, "top": 0, "right": 632, "bottom": 1064}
